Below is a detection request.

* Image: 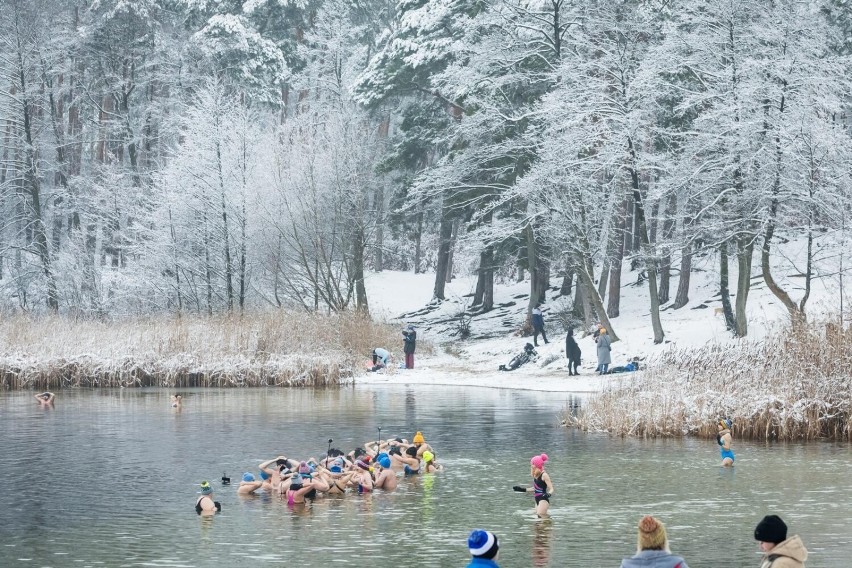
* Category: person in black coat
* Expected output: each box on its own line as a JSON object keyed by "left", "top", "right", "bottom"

{"left": 402, "top": 325, "right": 417, "bottom": 369}
{"left": 565, "top": 329, "right": 581, "bottom": 375}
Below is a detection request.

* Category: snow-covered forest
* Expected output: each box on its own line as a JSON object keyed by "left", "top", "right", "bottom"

{"left": 2, "top": 0, "right": 852, "bottom": 339}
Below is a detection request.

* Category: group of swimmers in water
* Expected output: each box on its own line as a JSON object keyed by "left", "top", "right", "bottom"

{"left": 194, "top": 431, "right": 441, "bottom": 515}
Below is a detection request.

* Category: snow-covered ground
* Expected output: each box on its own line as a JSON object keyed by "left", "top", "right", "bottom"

{"left": 359, "top": 235, "right": 844, "bottom": 393}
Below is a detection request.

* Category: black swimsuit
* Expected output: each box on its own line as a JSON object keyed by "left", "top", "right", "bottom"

{"left": 195, "top": 496, "right": 221, "bottom": 514}
{"left": 533, "top": 474, "right": 549, "bottom": 504}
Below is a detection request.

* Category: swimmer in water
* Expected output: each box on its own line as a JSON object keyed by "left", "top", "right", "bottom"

{"left": 513, "top": 453, "right": 554, "bottom": 518}
{"left": 412, "top": 431, "right": 433, "bottom": 459}
{"left": 34, "top": 392, "right": 55, "bottom": 407}
{"left": 373, "top": 453, "right": 398, "bottom": 490}
{"left": 171, "top": 395, "right": 182, "bottom": 408}
{"left": 318, "top": 459, "right": 355, "bottom": 495}
{"left": 717, "top": 419, "right": 734, "bottom": 467}
{"left": 350, "top": 459, "right": 374, "bottom": 493}
{"left": 195, "top": 481, "right": 221, "bottom": 516}
{"left": 237, "top": 472, "right": 264, "bottom": 495}
{"left": 422, "top": 451, "right": 442, "bottom": 473}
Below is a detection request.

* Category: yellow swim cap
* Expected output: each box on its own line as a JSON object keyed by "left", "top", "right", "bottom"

{"left": 423, "top": 451, "right": 434, "bottom": 463}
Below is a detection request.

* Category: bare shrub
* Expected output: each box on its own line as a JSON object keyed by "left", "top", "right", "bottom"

{"left": 564, "top": 319, "right": 852, "bottom": 441}
{"left": 0, "top": 311, "right": 401, "bottom": 389}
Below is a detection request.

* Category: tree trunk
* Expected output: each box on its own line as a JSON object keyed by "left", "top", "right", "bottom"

{"left": 413, "top": 211, "right": 423, "bottom": 274}
{"left": 673, "top": 241, "right": 692, "bottom": 309}
{"left": 658, "top": 194, "right": 677, "bottom": 304}
{"left": 433, "top": 203, "right": 453, "bottom": 300}
{"left": 14, "top": 26, "right": 58, "bottom": 311}
{"left": 445, "top": 217, "right": 459, "bottom": 283}
{"left": 216, "top": 132, "right": 234, "bottom": 311}
{"left": 526, "top": 223, "right": 549, "bottom": 312}
{"left": 374, "top": 184, "right": 384, "bottom": 272}
{"left": 607, "top": 191, "right": 628, "bottom": 318}
{"left": 735, "top": 235, "right": 753, "bottom": 337}
{"left": 352, "top": 223, "right": 369, "bottom": 314}
{"left": 577, "top": 257, "right": 618, "bottom": 342}
{"left": 560, "top": 269, "right": 573, "bottom": 297}
{"left": 473, "top": 246, "right": 495, "bottom": 313}
{"left": 720, "top": 241, "right": 734, "bottom": 331}
{"left": 627, "top": 137, "right": 664, "bottom": 343}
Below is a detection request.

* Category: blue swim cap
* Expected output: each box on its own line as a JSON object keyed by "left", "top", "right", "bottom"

{"left": 330, "top": 465, "right": 343, "bottom": 473}
{"left": 259, "top": 471, "right": 270, "bottom": 480}
{"left": 378, "top": 453, "right": 391, "bottom": 469}
{"left": 242, "top": 472, "right": 255, "bottom": 483}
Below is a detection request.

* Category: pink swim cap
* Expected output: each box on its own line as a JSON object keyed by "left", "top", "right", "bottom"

{"left": 530, "top": 453, "right": 549, "bottom": 470}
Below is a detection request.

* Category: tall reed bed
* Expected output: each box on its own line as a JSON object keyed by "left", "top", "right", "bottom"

{"left": 0, "top": 311, "right": 401, "bottom": 389}
{"left": 566, "top": 320, "right": 852, "bottom": 441}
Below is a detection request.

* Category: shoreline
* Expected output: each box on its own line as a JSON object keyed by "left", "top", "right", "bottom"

{"left": 353, "top": 351, "right": 612, "bottom": 394}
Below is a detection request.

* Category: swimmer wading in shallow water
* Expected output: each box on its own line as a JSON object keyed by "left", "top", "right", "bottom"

{"left": 513, "top": 453, "right": 554, "bottom": 518}
{"left": 195, "top": 481, "right": 221, "bottom": 515}
{"left": 716, "top": 419, "right": 734, "bottom": 467}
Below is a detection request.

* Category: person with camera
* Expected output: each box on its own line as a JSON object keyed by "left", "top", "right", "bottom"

{"left": 402, "top": 325, "right": 417, "bottom": 369}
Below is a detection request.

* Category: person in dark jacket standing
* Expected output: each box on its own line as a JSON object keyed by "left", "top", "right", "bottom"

{"left": 531, "top": 303, "right": 548, "bottom": 346}
{"left": 565, "top": 329, "right": 581, "bottom": 375}
{"left": 402, "top": 325, "right": 416, "bottom": 369}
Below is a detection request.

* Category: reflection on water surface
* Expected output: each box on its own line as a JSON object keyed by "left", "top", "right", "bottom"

{"left": 1, "top": 386, "right": 850, "bottom": 567}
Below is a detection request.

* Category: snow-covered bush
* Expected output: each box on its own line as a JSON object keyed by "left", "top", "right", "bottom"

{"left": 566, "top": 319, "right": 852, "bottom": 441}
{"left": 0, "top": 312, "right": 401, "bottom": 389}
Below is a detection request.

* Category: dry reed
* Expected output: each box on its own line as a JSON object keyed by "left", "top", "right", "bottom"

{"left": 0, "top": 311, "right": 402, "bottom": 390}
{"left": 565, "top": 319, "right": 852, "bottom": 441}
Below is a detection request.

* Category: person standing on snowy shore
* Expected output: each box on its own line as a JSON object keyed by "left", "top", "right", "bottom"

{"left": 595, "top": 328, "right": 611, "bottom": 374}
{"left": 531, "top": 303, "right": 548, "bottom": 346}
{"left": 402, "top": 325, "right": 416, "bottom": 369}
{"left": 565, "top": 329, "right": 581, "bottom": 375}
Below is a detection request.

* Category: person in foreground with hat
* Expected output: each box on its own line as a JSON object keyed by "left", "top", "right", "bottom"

{"left": 466, "top": 529, "right": 500, "bottom": 567}
{"left": 620, "top": 515, "right": 689, "bottom": 568}
{"left": 195, "top": 481, "right": 221, "bottom": 516}
{"left": 754, "top": 515, "right": 808, "bottom": 567}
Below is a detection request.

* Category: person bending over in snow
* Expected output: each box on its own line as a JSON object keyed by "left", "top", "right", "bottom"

{"left": 370, "top": 348, "right": 391, "bottom": 372}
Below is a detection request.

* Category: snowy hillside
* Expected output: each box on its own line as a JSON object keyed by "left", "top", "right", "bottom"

{"left": 360, "top": 235, "right": 845, "bottom": 393}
